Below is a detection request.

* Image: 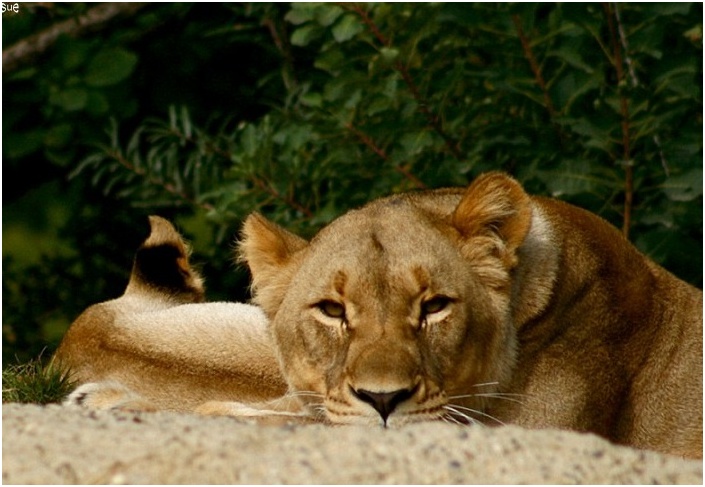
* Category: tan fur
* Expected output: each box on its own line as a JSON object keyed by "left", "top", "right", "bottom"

{"left": 239, "top": 172, "right": 702, "bottom": 458}
{"left": 55, "top": 174, "right": 702, "bottom": 459}
{"left": 54, "top": 216, "right": 287, "bottom": 413}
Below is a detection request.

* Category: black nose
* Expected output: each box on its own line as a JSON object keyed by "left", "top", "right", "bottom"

{"left": 351, "top": 386, "right": 417, "bottom": 424}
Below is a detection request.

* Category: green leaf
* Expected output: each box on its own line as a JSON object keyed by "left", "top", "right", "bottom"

{"left": 438, "top": 4, "right": 481, "bottom": 28}
{"left": 4, "top": 130, "right": 45, "bottom": 158}
{"left": 7, "top": 67, "right": 37, "bottom": 81}
{"left": 548, "top": 46, "right": 595, "bottom": 74}
{"left": 661, "top": 169, "right": 703, "bottom": 202}
{"left": 300, "top": 92, "right": 322, "bottom": 107}
{"left": 241, "top": 124, "right": 258, "bottom": 156}
{"left": 50, "top": 87, "right": 88, "bottom": 111}
{"left": 683, "top": 24, "right": 702, "bottom": 42}
{"left": 366, "top": 95, "right": 392, "bottom": 116}
{"left": 85, "top": 91, "right": 110, "bottom": 115}
{"left": 84, "top": 48, "right": 138, "bottom": 87}
{"left": 56, "top": 37, "right": 91, "bottom": 71}
{"left": 44, "top": 124, "right": 74, "bottom": 148}
{"left": 538, "top": 160, "right": 602, "bottom": 197}
{"left": 643, "top": 3, "right": 692, "bottom": 16}
{"left": 380, "top": 47, "right": 400, "bottom": 64}
{"left": 284, "top": 3, "right": 319, "bottom": 25}
{"left": 314, "top": 48, "right": 345, "bottom": 74}
{"left": 315, "top": 5, "right": 344, "bottom": 26}
{"left": 557, "top": 117, "right": 613, "bottom": 153}
{"left": 332, "top": 14, "right": 364, "bottom": 43}
{"left": 399, "top": 131, "right": 435, "bottom": 155}
{"left": 552, "top": 72, "right": 601, "bottom": 112}
{"left": 291, "top": 24, "right": 320, "bottom": 46}
{"left": 344, "top": 89, "right": 362, "bottom": 109}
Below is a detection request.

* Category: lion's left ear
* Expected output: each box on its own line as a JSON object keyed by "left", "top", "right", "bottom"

{"left": 452, "top": 172, "right": 532, "bottom": 267}
{"left": 238, "top": 213, "right": 309, "bottom": 317}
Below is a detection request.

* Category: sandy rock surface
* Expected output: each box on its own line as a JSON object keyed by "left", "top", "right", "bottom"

{"left": 2, "top": 403, "right": 701, "bottom": 484}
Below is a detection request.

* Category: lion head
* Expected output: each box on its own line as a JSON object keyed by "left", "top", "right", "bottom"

{"left": 239, "top": 173, "right": 543, "bottom": 427}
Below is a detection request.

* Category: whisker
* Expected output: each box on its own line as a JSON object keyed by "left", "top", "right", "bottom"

{"left": 442, "top": 413, "right": 466, "bottom": 426}
{"left": 447, "top": 393, "right": 488, "bottom": 401}
{"left": 442, "top": 406, "right": 471, "bottom": 425}
{"left": 471, "top": 381, "right": 500, "bottom": 388}
{"left": 474, "top": 392, "right": 529, "bottom": 399}
{"left": 261, "top": 390, "right": 325, "bottom": 416}
{"left": 449, "top": 391, "right": 530, "bottom": 401}
{"left": 443, "top": 405, "right": 482, "bottom": 426}
{"left": 447, "top": 403, "right": 505, "bottom": 426}
{"left": 472, "top": 393, "right": 529, "bottom": 406}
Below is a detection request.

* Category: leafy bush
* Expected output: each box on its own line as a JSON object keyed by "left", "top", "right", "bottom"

{"left": 81, "top": 3, "right": 702, "bottom": 243}
{"left": 3, "top": 3, "right": 702, "bottom": 364}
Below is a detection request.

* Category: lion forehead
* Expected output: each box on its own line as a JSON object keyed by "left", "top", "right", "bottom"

{"left": 312, "top": 204, "right": 459, "bottom": 266}
{"left": 302, "top": 220, "right": 463, "bottom": 299}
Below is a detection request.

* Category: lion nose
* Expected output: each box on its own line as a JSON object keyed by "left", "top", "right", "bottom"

{"left": 351, "top": 386, "right": 417, "bottom": 424}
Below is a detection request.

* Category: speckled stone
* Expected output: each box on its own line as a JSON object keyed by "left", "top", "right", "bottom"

{"left": 2, "top": 403, "right": 701, "bottom": 484}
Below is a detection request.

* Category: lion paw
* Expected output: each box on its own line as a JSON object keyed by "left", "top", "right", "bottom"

{"left": 64, "top": 381, "right": 157, "bottom": 412}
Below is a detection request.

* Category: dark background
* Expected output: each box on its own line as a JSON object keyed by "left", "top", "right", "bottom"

{"left": 3, "top": 3, "right": 702, "bottom": 363}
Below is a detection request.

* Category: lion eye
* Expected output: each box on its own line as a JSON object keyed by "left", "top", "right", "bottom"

{"left": 421, "top": 296, "right": 451, "bottom": 317}
{"left": 317, "top": 300, "right": 346, "bottom": 319}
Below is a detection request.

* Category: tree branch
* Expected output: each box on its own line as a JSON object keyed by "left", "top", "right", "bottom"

{"left": 262, "top": 14, "right": 298, "bottom": 92}
{"left": 250, "top": 176, "right": 314, "bottom": 219}
{"left": 512, "top": 14, "right": 558, "bottom": 119}
{"left": 165, "top": 125, "right": 315, "bottom": 218}
{"left": 3, "top": 3, "right": 147, "bottom": 73}
{"left": 342, "top": 3, "right": 464, "bottom": 162}
{"left": 604, "top": 2, "right": 633, "bottom": 238}
{"left": 344, "top": 122, "right": 427, "bottom": 189}
{"left": 613, "top": 4, "right": 668, "bottom": 177}
{"left": 107, "top": 149, "right": 216, "bottom": 213}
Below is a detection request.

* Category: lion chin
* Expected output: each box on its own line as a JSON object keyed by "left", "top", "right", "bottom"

{"left": 54, "top": 172, "right": 702, "bottom": 459}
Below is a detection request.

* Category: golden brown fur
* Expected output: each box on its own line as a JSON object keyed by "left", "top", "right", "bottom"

{"left": 54, "top": 174, "right": 702, "bottom": 459}
{"left": 53, "top": 216, "right": 287, "bottom": 412}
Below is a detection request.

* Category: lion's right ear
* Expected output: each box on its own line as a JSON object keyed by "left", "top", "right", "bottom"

{"left": 238, "top": 213, "right": 309, "bottom": 317}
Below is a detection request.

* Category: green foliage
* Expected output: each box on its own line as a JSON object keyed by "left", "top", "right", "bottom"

{"left": 76, "top": 3, "right": 702, "bottom": 257}
{"left": 3, "top": 3, "right": 702, "bottom": 365}
{"left": 2, "top": 355, "right": 76, "bottom": 404}
{"left": 2, "top": 3, "right": 283, "bottom": 362}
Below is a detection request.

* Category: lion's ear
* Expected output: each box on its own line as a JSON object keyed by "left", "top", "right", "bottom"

{"left": 125, "top": 215, "right": 205, "bottom": 302}
{"left": 452, "top": 172, "right": 532, "bottom": 265}
{"left": 238, "top": 213, "right": 308, "bottom": 317}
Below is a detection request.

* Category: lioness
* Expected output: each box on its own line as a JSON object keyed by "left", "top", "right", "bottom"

{"left": 55, "top": 172, "right": 702, "bottom": 458}
{"left": 54, "top": 216, "right": 288, "bottom": 413}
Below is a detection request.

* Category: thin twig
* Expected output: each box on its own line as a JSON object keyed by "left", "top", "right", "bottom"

{"left": 512, "top": 14, "right": 558, "bottom": 119}
{"left": 613, "top": 4, "right": 668, "bottom": 176}
{"left": 3, "top": 3, "right": 147, "bottom": 73}
{"left": 344, "top": 122, "right": 427, "bottom": 189}
{"left": 262, "top": 15, "right": 298, "bottom": 92}
{"left": 604, "top": 2, "right": 633, "bottom": 238}
{"left": 250, "top": 176, "right": 314, "bottom": 218}
{"left": 342, "top": 3, "right": 464, "bottom": 162}
{"left": 167, "top": 126, "right": 315, "bottom": 218}
{"left": 107, "top": 149, "right": 216, "bottom": 212}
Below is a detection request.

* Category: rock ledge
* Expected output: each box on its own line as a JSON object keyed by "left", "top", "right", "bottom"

{"left": 2, "top": 403, "right": 701, "bottom": 484}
